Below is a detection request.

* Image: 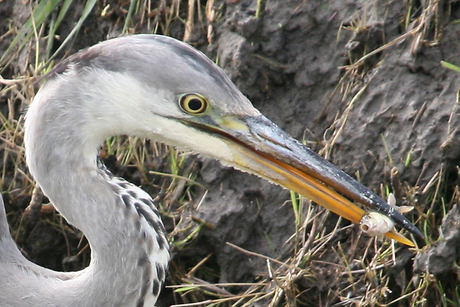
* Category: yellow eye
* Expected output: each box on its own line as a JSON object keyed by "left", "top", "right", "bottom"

{"left": 179, "top": 93, "right": 208, "bottom": 114}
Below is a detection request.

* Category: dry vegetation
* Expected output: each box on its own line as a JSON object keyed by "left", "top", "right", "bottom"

{"left": 0, "top": 0, "right": 459, "bottom": 306}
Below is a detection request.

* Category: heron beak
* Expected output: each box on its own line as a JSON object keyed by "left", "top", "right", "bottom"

{"left": 185, "top": 114, "right": 422, "bottom": 246}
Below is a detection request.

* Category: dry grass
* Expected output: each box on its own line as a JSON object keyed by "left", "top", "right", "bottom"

{"left": 0, "top": 0, "right": 458, "bottom": 306}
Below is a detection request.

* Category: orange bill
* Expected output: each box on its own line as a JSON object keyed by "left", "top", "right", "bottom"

{"left": 183, "top": 114, "right": 422, "bottom": 246}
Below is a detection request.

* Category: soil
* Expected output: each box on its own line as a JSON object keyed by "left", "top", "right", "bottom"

{"left": 1, "top": 0, "right": 460, "bottom": 306}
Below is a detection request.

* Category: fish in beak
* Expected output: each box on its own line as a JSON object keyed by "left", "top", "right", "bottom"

{"left": 184, "top": 114, "right": 423, "bottom": 247}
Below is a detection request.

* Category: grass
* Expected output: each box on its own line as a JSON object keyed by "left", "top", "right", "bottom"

{"left": 1, "top": 0, "right": 459, "bottom": 306}
{"left": 0, "top": 0, "right": 97, "bottom": 73}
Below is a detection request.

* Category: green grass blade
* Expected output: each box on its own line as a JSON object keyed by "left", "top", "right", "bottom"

{"left": 46, "top": 0, "right": 73, "bottom": 60}
{"left": 46, "top": 0, "right": 97, "bottom": 66}
{"left": 123, "top": 0, "right": 138, "bottom": 34}
{"left": 441, "top": 61, "right": 460, "bottom": 74}
{"left": 0, "top": 0, "right": 61, "bottom": 69}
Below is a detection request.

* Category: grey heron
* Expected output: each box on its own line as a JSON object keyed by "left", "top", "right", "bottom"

{"left": 0, "top": 34, "right": 422, "bottom": 307}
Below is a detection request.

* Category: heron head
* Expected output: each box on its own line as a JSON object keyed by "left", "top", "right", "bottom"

{"left": 42, "top": 35, "right": 422, "bottom": 245}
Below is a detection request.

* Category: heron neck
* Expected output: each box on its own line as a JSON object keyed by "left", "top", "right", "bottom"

{"left": 22, "top": 78, "right": 169, "bottom": 306}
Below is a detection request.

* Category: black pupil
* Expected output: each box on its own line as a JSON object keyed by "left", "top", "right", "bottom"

{"left": 188, "top": 98, "right": 203, "bottom": 111}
